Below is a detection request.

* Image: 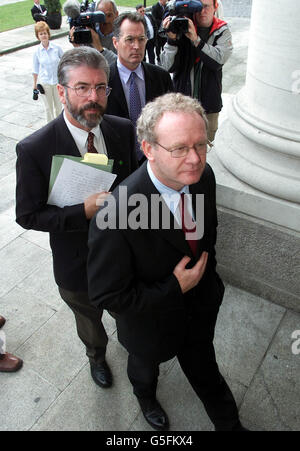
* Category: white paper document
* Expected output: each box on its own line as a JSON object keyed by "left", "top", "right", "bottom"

{"left": 47, "top": 158, "right": 117, "bottom": 208}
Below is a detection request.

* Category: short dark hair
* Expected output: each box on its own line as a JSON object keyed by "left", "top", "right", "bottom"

{"left": 57, "top": 46, "right": 110, "bottom": 86}
{"left": 113, "top": 12, "right": 147, "bottom": 39}
{"left": 135, "top": 4, "right": 143, "bottom": 10}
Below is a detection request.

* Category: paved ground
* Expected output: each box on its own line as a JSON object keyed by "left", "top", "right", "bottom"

{"left": 0, "top": 2, "right": 299, "bottom": 433}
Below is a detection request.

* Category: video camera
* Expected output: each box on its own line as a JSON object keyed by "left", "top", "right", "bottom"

{"left": 161, "top": 0, "right": 203, "bottom": 37}
{"left": 64, "top": 0, "right": 105, "bottom": 44}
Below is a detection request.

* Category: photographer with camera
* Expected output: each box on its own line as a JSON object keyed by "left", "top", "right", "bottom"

{"left": 69, "top": 25, "right": 117, "bottom": 65}
{"left": 95, "top": 0, "right": 119, "bottom": 54}
{"left": 65, "top": 0, "right": 117, "bottom": 65}
{"left": 161, "top": 0, "right": 232, "bottom": 141}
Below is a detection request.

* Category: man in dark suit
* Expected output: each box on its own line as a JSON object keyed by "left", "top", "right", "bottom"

{"left": 16, "top": 47, "right": 138, "bottom": 390}
{"left": 135, "top": 4, "right": 157, "bottom": 65}
{"left": 151, "top": 0, "right": 167, "bottom": 64}
{"left": 31, "top": 0, "right": 47, "bottom": 22}
{"left": 106, "top": 12, "right": 173, "bottom": 164}
{"left": 88, "top": 93, "right": 248, "bottom": 431}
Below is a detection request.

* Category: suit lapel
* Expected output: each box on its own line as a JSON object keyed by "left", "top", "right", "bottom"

{"left": 109, "top": 63, "right": 129, "bottom": 117}
{"left": 101, "top": 116, "right": 126, "bottom": 173}
{"left": 142, "top": 62, "right": 154, "bottom": 103}
{"left": 189, "top": 182, "right": 204, "bottom": 259}
{"left": 54, "top": 113, "right": 82, "bottom": 157}
{"left": 189, "top": 171, "right": 213, "bottom": 258}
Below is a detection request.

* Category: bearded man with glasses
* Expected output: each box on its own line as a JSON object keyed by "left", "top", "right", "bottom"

{"left": 16, "top": 47, "right": 138, "bottom": 390}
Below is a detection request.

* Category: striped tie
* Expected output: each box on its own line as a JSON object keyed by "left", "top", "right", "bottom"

{"left": 87, "top": 132, "right": 98, "bottom": 153}
{"left": 129, "top": 72, "right": 143, "bottom": 161}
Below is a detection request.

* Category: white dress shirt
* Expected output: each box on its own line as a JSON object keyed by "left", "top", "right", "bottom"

{"left": 147, "top": 161, "right": 195, "bottom": 227}
{"left": 32, "top": 41, "right": 63, "bottom": 85}
{"left": 63, "top": 111, "right": 108, "bottom": 158}
{"left": 117, "top": 59, "right": 146, "bottom": 113}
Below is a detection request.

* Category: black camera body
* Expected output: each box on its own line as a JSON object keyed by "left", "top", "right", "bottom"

{"left": 163, "top": 0, "right": 203, "bottom": 37}
{"left": 64, "top": 0, "right": 105, "bottom": 44}
{"left": 33, "top": 89, "right": 39, "bottom": 101}
{"left": 32, "top": 84, "right": 45, "bottom": 101}
{"left": 168, "top": 16, "right": 189, "bottom": 35}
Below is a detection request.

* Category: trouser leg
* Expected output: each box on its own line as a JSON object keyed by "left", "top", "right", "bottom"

{"left": 41, "top": 83, "right": 55, "bottom": 122}
{"left": 58, "top": 287, "right": 108, "bottom": 364}
{"left": 156, "top": 37, "right": 166, "bottom": 63}
{"left": 147, "top": 40, "right": 156, "bottom": 65}
{"left": 52, "top": 84, "right": 62, "bottom": 118}
{"left": 127, "top": 354, "right": 159, "bottom": 399}
{"left": 177, "top": 310, "right": 239, "bottom": 431}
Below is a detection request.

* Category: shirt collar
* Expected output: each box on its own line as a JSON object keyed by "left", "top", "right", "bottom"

{"left": 117, "top": 59, "right": 144, "bottom": 83}
{"left": 63, "top": 111, "right": 102, "bottom": 153}
{"left": 39, "top": 41, "right": 54, "bottom": 51}
{"left": 147, "top": 161, "right": 190, "bottom": 215}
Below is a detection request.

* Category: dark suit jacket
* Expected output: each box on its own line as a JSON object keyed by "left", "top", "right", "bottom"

{"left": 145, "top": 12, "right": 158, "bottom": 42}
{"left": 106, "top": 61, "right": 173, "bottom": 119}
{"left": 88, "top": 162, "right": 225, "bottom": 362}
{"left": 31, "top": 4, "right": 47, "bottom": 21}
{"left": 151, "top": 2, "right": 165, "bottom": 28}
{"left": 16, "top": 113, "right": 138, "bottom": 292}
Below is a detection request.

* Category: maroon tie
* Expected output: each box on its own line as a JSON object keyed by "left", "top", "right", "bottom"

{"left": 180, "top": 193, "right": 197, "bottom": 257}
{"left": 87, "top": 132, "right": 98, "bottom": 153}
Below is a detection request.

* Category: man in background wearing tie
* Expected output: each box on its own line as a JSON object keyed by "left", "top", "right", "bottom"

{"left": 106, "top": 12, "right": 173, "bottom": 165}
{"left": 16, "top": 47, "right": 138, "bottom": 390}
{"left": 151, "top": 0, "right": 167, "bottom": 64}
{"left": 88, "top": 93, "right": 248, "bottom": 431}
{"left": 135, "top": 4, "right": 157, "bottom": 65}
{"left": 31, "top": 0, "right": 47, "bottom": 22}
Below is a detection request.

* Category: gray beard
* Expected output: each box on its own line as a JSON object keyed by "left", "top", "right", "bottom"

{"left": 65, "top": 92, "right": 105, "bottom": 129}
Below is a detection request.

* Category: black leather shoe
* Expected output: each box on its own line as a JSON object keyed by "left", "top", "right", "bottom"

{"left": 90, "top": 361, "right": 112, "bottom": 388}
{"left": 138, "top": 397, "right": 169, "bottom": 431}
{"left": 232, "top": 421, "right": 250, "bottom": 431}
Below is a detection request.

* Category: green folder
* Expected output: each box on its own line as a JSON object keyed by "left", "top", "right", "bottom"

{"left": 48, "top": 155, "right": 114, "bottom": 196}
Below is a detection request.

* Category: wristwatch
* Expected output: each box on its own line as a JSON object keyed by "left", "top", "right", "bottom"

{"left": 192, "top": 36, "right": 201, "bottom": 47}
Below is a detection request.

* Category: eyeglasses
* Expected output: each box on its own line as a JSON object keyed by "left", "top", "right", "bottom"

{"left": 64, "top": 84, "right": 112, "bottom": 98}
{"left": 122, "top": 35, "right": 147, "bottom": 46}
{"left": 153, "top": 140, "right": 213, "bottom": 158}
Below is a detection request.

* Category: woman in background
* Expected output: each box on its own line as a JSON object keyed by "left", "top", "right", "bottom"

{"left": 33, "top": 21, "right": 63, "bottom": 122}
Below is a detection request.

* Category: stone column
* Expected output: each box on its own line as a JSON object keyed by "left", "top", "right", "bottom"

{"left": 211, "top": 0, "right": 300, "bottom": 311}
{"left": 215, "top": 0, "right": 300, "bottom": 203}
